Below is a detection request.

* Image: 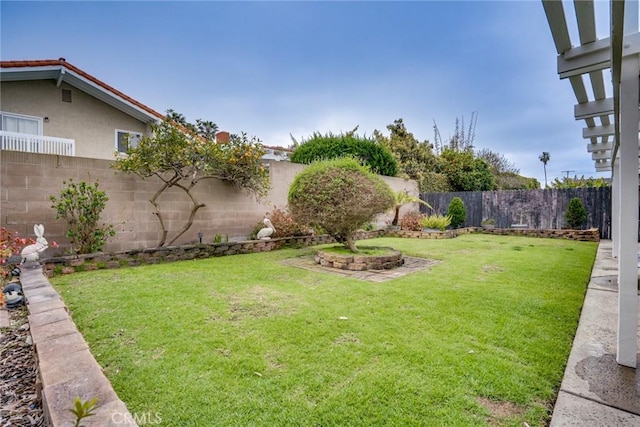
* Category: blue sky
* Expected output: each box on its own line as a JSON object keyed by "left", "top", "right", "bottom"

{"left": 1, "top": 1, "right": 613, "bottom": 185}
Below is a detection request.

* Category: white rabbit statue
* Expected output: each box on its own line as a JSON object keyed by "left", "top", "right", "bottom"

{"left": 21, "top": 224, "right": 48, "bottom": 263}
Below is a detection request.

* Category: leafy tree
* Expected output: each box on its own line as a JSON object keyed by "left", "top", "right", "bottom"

{"left": 539, "top": 152, "right": 551, "bottom": 188}
{"left": 551, "top": 175, "right": 610, "bottom": 188}
{"left": 113, "top": 111, "right": 269, "bottom": 247}
{"left": 565, "top": 197, "right": 587, "bottom": 229}
{"left": 475, "top": 148, "right": 539, "bottom": 190}
{"left": 495, "top": 172, "right": 541, "bottom": 190}
{"left": 288, "top": 157, "right": 395, "bottom": 252}
{"left": 476, "top": 148, "right": 519, "bottom": 175}
{"left": 50, "top": 179, "right": 115, "bottom": 254}
{"left": 439, "top": 148, "right": 495, "bottom": 191}
{"left": 290, "top": 131, "right": 397, "bottom": 176}
{"left": 447, "top": 197, "right": 466, "bottom": 228}
{"left": 373, "top": 119, "right": 440, "bottom": 180}
{"left": 419, "top": 172, "right": 453, "bottom": 193}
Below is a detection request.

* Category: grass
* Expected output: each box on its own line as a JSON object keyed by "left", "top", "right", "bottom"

{"left": 51, "top": 234, "right": 597, "bottom": 426}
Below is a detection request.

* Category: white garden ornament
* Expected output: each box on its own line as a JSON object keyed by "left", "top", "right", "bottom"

{"left": 257, "top": 218, "right": 276, "bottom": 240}
{"left": 20, "top": 224, "right": 48, "bottom": 263}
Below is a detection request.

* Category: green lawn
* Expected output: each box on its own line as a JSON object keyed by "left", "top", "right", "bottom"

{"left": 51, "top": 235, "right": 597, "bottom": 426}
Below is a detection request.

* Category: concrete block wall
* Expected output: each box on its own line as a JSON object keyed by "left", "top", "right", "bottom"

{"left": 1, "top": 151, "right": 418, "bottom": 255}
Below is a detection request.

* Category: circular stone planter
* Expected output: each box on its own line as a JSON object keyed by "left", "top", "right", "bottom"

{"left": 314, "top": 247, "right": 404, "bottom": 271}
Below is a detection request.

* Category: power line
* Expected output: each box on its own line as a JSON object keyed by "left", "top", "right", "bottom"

{"left": 561, "top": 170, "right": 575, "bottom": 178}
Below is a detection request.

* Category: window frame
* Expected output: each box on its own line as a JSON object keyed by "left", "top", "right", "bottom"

{"left": 0, "top": 111, "right": 43, "bottom": 135}
{"left": 115, "top": 129, "right": 143, "bottom": 154}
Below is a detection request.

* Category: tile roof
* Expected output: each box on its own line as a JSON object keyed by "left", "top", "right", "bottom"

{"left": 1, "top": 58, "right": 165, "bottom": 121}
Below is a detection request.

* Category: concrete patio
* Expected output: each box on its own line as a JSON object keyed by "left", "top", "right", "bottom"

{"left": 551, "top": 240, "right": 640, "bottom": 426}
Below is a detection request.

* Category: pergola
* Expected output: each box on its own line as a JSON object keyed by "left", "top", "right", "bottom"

{"left": 542, "top": 0, "right": 639, "bottom": 368}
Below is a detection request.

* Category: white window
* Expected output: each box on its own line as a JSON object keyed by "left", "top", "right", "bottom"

{"left": 0, "top": 112, "right": 42, "bottom": 135}
{"left": 116, "top": 129, "right": 142, "bottom": 153}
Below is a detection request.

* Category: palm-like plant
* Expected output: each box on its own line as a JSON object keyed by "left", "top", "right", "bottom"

{"left": 391, "top": 190, "right": 432, "bottom": 226}
{"left": 539, "top": 151, "right": 550, "bottom": 188}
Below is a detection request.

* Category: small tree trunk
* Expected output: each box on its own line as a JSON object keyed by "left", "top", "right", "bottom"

{"left": 344, "top": 234, "right": 359, "bottom": 253}
{"left": 391, "top": 206, "right": 400, "bottom": 226}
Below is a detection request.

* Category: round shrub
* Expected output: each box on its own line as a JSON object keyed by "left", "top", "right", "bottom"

{"left": 447, "top": 197, "right": 466, "bottom": 229}
{"left": 290, "top": 132, "right": 398, "bottom": 176}
{"left": 288, "top": 157, "right": 395, "bottom": 252}
{"left": 399, "top": 211, "right": 424, "bottom": 231}
{"left": 565, "top": 197, "right": 587, "bottom": 229}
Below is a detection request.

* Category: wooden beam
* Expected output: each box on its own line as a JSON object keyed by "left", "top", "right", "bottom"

{"left": 591, "top": 151, "right": 611, "bottom": 160}
{"left": 574, "top": 0, "right": 596, "bottom": 44}
{"left": 575, "top": 98, "right": 614, "bottom": 119}
{"left": 542, "top": 0, "right": 572, "bottom": 54}
{"left": 586, "top": 141, "right": 614, "bottom": 152}
{"left": 583, "top": 124, "right": 615, "bottom": 138}
{"left": 557, "top": 32, "right": 640, "bottom": 78}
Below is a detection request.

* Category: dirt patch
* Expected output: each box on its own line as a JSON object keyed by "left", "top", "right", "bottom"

{"left": 333, "top": 332, "right": 361, "bottom": 345}
{"left": 228, "top": 286, "right": 299, "bottom": 321}
{"left": 477, "top": 397, "right": 526, "bottom": 425}
{"left": 481, "top": 265, "right": 504, "bottom": 273}
{"left": 265, "top": 351, "right": 286, "bottom": 370}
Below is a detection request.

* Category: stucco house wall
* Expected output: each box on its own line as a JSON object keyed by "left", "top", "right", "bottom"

{"left": 1, "top": 80, "right": 149, "bottom": 159}
{"left": 1, "top": 151, "right": 418, "bottom": 254}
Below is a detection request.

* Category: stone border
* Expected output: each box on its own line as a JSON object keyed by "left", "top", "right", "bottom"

{"left": 40, "top": 231, "right": 384, "bottom": 277}
{"left": 315, "top": 247, "right": 403, "bottom": 271}
{"left": 387, "top": 226, "right": 599, "bottom": 242}
{"left": 473, "top": 227, "right": 600, "bottom": 242}
{"left": 38, "top": 227, "right": 598, "bottom": 278}
{"left": 19, "top": 263, "right": 137, "bottom": 426}
{"left": 281, "top": 255, "right": 439, "bottom": 282}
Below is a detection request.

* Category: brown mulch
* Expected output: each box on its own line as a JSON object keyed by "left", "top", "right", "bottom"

{"left": 1, "top": 306, "right": 45, "bottom": 427}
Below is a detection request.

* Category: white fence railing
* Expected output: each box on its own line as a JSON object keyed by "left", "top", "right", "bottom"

{"left": 1, "top": 131, "right": 75, "bottom": 156}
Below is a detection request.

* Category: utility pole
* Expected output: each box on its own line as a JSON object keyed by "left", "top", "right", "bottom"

{"left": 561, "top": 170, "right": 575, "bottom": 178}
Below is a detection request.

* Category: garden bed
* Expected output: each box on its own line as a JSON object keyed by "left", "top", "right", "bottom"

{"left": 314, "top": 246, "right": 403, "bottom": 271}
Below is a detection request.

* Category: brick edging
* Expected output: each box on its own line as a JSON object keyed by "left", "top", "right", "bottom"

{"left": 20, "top": 263, "right": 137, "bottom": 427}
{"left": 39, "top": 228, "right": 598, "bottom": 278}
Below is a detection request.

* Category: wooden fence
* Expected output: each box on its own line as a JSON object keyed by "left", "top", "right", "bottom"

{"left": 420, "top": 188, "right": 612, "bottom": 239}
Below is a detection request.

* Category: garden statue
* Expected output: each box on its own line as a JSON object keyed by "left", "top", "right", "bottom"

{"left": 20, "top": 224, "right": 48, "bottom": 263}
{"left": 257, "top": 218, "right": 276, "bottom": 240}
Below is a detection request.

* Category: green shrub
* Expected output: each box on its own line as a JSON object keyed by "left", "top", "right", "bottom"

{"left": 565, "top": 197, "right": 587, "bottom": 229}
{"left": 290, "top": 132, "right": 398, "bottom": 176}
{"left": 398, "top": 211, "right": 424, "bottom": 231}
{"left": 420, "top": 214, "right": 452, "bottom": 231}
{"left": 447, "top": 197, "right": 466, "bottom": 228}
{"left": 288, "top": 157, "right": 395, "bottom": 252}
{"left": 418, "top": 172, "right": 453, "bottom": 193}
{"left": 50, "top": 179, "right": 115, "bottom": 254}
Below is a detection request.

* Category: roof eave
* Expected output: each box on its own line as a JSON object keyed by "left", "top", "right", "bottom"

{"left": 0, "top": 65, "right": 161, "bottom": 124}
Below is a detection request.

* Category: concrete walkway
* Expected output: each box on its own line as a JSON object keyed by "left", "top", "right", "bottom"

{"left": 551, "top": 240, "right": 640, "bottom": 426}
